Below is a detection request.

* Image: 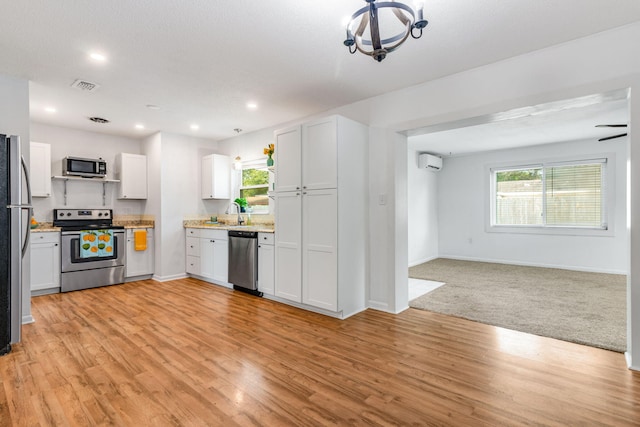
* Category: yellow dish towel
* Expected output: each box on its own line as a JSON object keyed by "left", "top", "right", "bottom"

{"left": 134, "top": 230, "right": 147, "bottom": 251}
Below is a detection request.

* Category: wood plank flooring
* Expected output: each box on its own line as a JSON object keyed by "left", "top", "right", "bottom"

{"left": 1, "top": 277, "right": 639, "bottom": 426}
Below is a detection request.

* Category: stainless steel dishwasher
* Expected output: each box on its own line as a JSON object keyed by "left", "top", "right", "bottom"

{"left": 228, "top": 230, "right": 261, "bottom": 296}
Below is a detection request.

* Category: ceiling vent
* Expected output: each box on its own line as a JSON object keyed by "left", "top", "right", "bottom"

{"left": 71, "top": 79, "right": 100, "bottom": 92}
{"left": 88, "top": 116, "right": 110, "bottom": 124}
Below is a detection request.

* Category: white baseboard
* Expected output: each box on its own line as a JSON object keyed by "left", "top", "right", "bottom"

{"left": 625, "top": 352, "right": 639, "bottom": 371}
{"left": 152, "top": 273, "right": 187, "bottom": 282}
{"left": 22, "top": 315, "right": 34, "bottom": 324}
{"left": 408, "top": 255, "right": 438, "bottom": 268}
{"left": 438, "top": 254, "right": 627, "bottom": 275}
{"left": 367, "top": 300, "right": 390, "bottom": 312}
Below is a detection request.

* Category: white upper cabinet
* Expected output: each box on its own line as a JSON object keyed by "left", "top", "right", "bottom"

{"left": 30, "top": 142, "right": 51, "bottom": 198}
{"left": 274, "top": 126, "right": 301, "bottom": 192}
{"left": 202, "top": 154, "right": 230, "bottom": 199}
{"left": 115, "top": 153, "right": 148, "bottom": 199}
{"left": 302, "top": 117, "right": 338, "bottom": 190}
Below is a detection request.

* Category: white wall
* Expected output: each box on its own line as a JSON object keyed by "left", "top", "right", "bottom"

{"left": 407, "top": 149, "right": 439, "bottom": 266}
{"left": 143, "top": 132, "right": 221, "bottom": 280}
{"left": 30, "top": 122, "right": 146, "bottom": 221}
{"left": 141, "top": 133, "right": 162, "bottom": 279}
{"left": 436, "top": 139, "right": 627, "bottom": 274}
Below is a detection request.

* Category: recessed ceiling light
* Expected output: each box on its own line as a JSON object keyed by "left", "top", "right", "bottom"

{"left": 247, "top": 102, "right": 258, "bottom": 110}
{"left": 90, "top": 52, "right": 106, "bottom": 62}
{"left": 135, "top": 124, "right": 145, "bottom": 130}
{"left": 146, "top": 104, "right": 161, "bottom": 110}
{"left": 44, "top": 107, "right": 57, "bottom": 113}
{"left": 190, "top": 124, "right": 199, "bottom": 131}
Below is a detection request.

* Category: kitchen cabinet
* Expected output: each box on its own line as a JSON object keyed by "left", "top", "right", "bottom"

{"left": 30, "top": 142, "right": 51, "bottom": 198}
{"left": 274, "top": 116, "right": 339, "bottom": 192}
{"left": 202, "top": 154, "right": 230, "bottom": 199}
{"left": 273, "top": 126, "right": 301, "bottom": 192}
{"left": 273, "top": 115, "right": 368, "bottom": 318}
{"left": 115, "top": 153, "right": 148, "bottom": 199}
{"left": 258, "top": 232, "right": 275, "bottom": 296}
{"left": 185, "top": 228, "right": 229, "bottom": 285}
{"left": 30, "top": 232, "right": 60, "bottom": 293}
{"left": 125, "top": 228, "right": 154, "bottom": 278}
{"left": 302, "top": 117, "right": 338, "bottom": 190}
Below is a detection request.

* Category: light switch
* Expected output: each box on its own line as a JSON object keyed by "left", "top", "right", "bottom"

{"left": 378, "top": 194, "right": 387, "bottom": 205}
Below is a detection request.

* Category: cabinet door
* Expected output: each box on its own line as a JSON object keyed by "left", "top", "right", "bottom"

{"left": 258, "top": 243, "right": 275, "bottom": 295}
{"left": 212, "top": 238, "right": 228, "bottom": 283}
{"left": 202, "top": 154, "right": 230, "bottom": 199}
{"left": 30, "top": 233, "right": 60, "bottom": 291}
{"left": 302, "top": 117, "right": 337, "bottom": 190}
{"left": 199, "top": 238, "right": 215, "bottom": 279}
{"left": 274, "top": 126, "right": 301, "bottom": 192}
{"left": 274, "top": 191, "right": 302, "bottom": 302}
{"left": 30, "top": 142, "right": 51, "bottom": 198}
{"left": 302, "top": 189, "right": 338, "bottom": 311}
{"left": 117, "top": 153, "right": 148, "bottom": 199}
{"left": 125, "top": 229, "right": 154, "bottom": 277}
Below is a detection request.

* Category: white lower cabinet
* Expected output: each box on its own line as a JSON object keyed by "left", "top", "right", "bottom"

{"left": 125, "top": 228, "right": 154, "bottom": 278}
{"left": 258, "top": 232, "right": 275, "bottom": 296}
{"left": 185, "top": 228, "right": 229, "bottom": 285}
{"left": 30, "top": 232, "right": 60, "bottom": 293}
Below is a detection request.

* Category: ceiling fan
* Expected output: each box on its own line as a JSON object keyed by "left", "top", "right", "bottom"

{"left": 596, "top": 124, "right": 628, "bottom": 142}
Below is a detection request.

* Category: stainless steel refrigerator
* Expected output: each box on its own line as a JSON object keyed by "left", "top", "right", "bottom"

{"left": 1, "top": 134, "right": 31, "bottom": 355}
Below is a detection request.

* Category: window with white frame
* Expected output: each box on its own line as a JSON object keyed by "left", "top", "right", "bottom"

{"left": 491, "top": 159, "right": 607, "bottom": 229}
{"left": 239, "top": 162, "right": 270, "bottom": 214}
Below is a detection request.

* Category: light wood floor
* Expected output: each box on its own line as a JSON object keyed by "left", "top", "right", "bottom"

{"left": 1, "top": 278, "right": 639, "bottom": 426}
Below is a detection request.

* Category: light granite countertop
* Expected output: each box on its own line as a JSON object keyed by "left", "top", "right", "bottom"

{"left": 183, "top": 220, "right": 274, "bottom": 233}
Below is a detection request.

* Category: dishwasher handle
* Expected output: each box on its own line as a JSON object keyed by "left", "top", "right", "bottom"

{"left": 228, "top": 230, "right": 258, "bottom": 238}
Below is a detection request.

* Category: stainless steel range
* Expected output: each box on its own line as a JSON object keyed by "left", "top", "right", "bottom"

{"left": 54, "top": 208, "right": 125, "bottom": 292}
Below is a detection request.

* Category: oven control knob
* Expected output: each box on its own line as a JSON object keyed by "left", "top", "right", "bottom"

{"left": 98, "top": 213, "right": 103, "bottom": 217}
{"left": 66, "top": 212, "right": 71, "bottom": 216}
{"left": 104, "top": 212, "right": 109, "bottom": 217}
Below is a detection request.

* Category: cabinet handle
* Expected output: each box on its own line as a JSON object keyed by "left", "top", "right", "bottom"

{"left": 296, "top": 192, "right": 300, "bottom": 196}
{"left": 296, "top": 186, "right": 300, "bottom": 190}
{"left": 190, "top": 245, "right": 194, "bottom": 248}
{"left": 210, "top": 240, "right": 215, "bottom": 243}
{"left": 258, "top": 245, "right": 261, "bottom": 248}
{"left": 303, "top": 186, "right": 307, "bottom": 189}
{"left": 54, "top": 243, "right": 58, "bottom": 246}
{"left": 303, "top": 192, "right": 307, "bottom": 195}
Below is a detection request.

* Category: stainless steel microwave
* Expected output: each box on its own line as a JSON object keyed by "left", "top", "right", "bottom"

{"left": 62, "top": 156, "right": 107, "bottom": 178}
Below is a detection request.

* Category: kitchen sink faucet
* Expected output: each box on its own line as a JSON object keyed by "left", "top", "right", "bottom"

{"left": 231, "top": 202, "right": 245, "bottom": 225}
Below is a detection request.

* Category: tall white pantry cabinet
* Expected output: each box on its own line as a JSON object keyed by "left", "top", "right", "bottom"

{"left": 273, "top": 115, "right": 368, "bottom": 318}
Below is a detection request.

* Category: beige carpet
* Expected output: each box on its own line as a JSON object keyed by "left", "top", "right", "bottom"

{"left": 409, "top": 258, "right": 626, "bottom": 352}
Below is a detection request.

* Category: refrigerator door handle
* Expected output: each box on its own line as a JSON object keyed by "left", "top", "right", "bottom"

{"left": 20, "top": 156, "right": 32, "bottom": 257}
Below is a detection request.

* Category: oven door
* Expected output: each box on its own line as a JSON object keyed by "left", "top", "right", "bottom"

{"left": 61, "top": 229, "right": 125, "bottom": 272}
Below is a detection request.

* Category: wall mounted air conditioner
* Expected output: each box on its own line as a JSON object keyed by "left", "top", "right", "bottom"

{"left": 418, "top": 153, "right": 443, "bottom": 171}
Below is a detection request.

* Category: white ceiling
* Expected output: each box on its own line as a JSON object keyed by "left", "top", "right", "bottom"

{"left": 408, "top": 93, "right": 630, "bottom": 156}
{"left": 1, "top": 1, "right": 640, "bottom": 141}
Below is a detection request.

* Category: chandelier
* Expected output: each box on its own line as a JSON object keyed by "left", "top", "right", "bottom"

{"left": 343, "top": 0, "right": 428, "bottom": 62}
